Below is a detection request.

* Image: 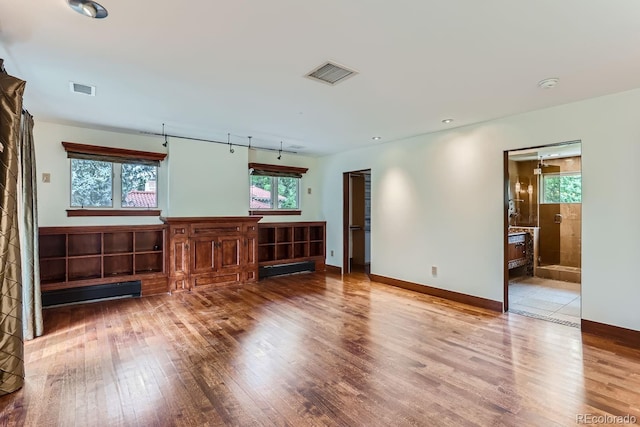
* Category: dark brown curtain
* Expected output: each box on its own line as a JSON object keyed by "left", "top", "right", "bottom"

{"left": 0, "top": 59, "right": 26, "bottom": 396}
{"left": 19, "top": 112, "right": 42, "bottom": 340}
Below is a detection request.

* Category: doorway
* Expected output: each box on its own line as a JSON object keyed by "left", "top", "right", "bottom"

{"left": 343, "top": 170, "right": 371, "bottom": 274}
{"left": 504, "top": 142, "right": 582, "bottom": 327}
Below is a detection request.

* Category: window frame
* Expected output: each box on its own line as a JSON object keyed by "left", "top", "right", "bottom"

{"left": 63, "top": 142, "right": 166, "bottom": 217}
{"left": 540, "top": 171, "right": 582, "bottom": 204}
{"left": 248, "top": 162, "right": 308, "bottom": 216}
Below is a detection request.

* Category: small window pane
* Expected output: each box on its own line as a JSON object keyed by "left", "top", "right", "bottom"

{"left": 542, "top": 173, "right": 581, "bottom": 204}
{"left": 121, "top": 164, "right": 158, "bottom": 208}
{"left": 250, "top": 175, "right": 274, "bottom": 209}
{"left": 71, "top": 159, "right": 113, "bottom": 207}
{"left": 277, "top": 177, "right": 299, "bottom": 209}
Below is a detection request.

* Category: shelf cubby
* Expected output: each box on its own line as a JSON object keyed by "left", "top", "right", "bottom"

{"left": 293, "top": 227, "right": 307, "bottom": 242}
{"left": 135, "top": 230, "right": 163, "bottom": 252}
{"left": 40, "top": 259, "right": 66, "bottom": 284}
{"left": 310, "top": 241, "right": 324, "bottom": 257}
{"left": 276, "top": 227, "right": 292, "bottom": 243}
{"left": 40, "top": 234, "right": 66, "bottom": 258}
{"left": 135, "top": 253, "right": 163, "bottom": 274}
{"left": 258, "top": 227, "right": 275, "bottom": 244}
{"left": 258, "top": 245, "right": 275, "bottom": 262}
{"left": 309, "top": 226, "right": 323, "bottom": 242}
{"left": 104, "top": 232, "right": 133, "bottom": 254}
{"left": 104, "top": 254, "right": 134, "bottom": 277}
{"left": 294, "top": 242, "right": 307, "bottom": 258}
{"left": 68, "top": 256, "right": 102, "bottom": 281}
{"left": 68, "top": 233, "right": 101, "bottom": 256}
{"left": 276, "top": 243, "right": 293, "bottom": 260}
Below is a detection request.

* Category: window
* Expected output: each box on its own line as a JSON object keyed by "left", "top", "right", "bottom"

{"left": 250, "top": 175, "right": 300, "bottom": 210}
{"left": 248, "top": 162, "right": 308, "bottom": 215}
{"left": 71, "top": 159, "right": 113, "bottom": 207}
{"left": 63, "top": 142, "right": 166, "bottom": 215}
{"left": 541, "top": 172, "right": 582, "bottom": 203}
{"left": 70, "top": 160, "right": 158, "bottom": 208}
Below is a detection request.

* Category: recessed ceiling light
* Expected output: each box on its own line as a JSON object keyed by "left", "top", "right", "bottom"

{"left": 68, "top": 0, "right": 108, "bottom": 19}
{"left": 537, "top": 78, "right": 559, "bottom": 89}
{"left": 372, "top": 136, "right": 382, "bottom": 140}
{"left": 442, "top": 119, "right": 453, "bottom": 124}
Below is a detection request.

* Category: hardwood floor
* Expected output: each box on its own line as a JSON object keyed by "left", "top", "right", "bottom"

{"left": 2, "top": 272, "right": 640, "bottom": 426}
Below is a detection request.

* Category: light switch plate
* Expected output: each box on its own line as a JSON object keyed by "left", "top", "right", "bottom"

{"left": 42, "top": 173, "right": 51, "bottom": 183}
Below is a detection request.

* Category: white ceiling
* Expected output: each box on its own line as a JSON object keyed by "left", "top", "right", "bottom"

{"left": 2, "top": 1, "right": 640, "bottom": 155}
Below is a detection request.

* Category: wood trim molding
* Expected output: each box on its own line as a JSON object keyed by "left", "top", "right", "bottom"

{"left": 67, "top": 209, "right": 161, "bottom": 217}
{"left": 325, "top": 265, "right": 342, "bottom": 275}
{"left": 62, "top": 142, "right": 167, "bottom": 162}
{"left": 581, "top": 319, "right": 640, "bottom": 349}
{"left": 248, "top": 162, "right": 308, "bottom": 175}
{"left": 370, "top": 274, "right": 503, "bottom": 312}
{"left": 249, "top": 210, "right": 301, "bottom": 216}
{"left": 161, "top": 216, "right": 263, "bottom": 224}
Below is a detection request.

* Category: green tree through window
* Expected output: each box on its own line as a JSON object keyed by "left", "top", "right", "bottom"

{"left": 542, "top": 173, "right": 581, "bottom": 203}
{"left": 71, "top": 159, "right": 113, "bottom": 207}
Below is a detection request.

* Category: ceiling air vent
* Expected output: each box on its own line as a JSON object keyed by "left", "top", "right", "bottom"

{"left": 69, "top": 82, "right": 96, "bottom": 96}
{"left": 305, "top": 61, "right": 358, "bottom": 86}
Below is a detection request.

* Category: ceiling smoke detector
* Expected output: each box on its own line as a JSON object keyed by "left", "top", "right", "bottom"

{"left": 537, "top": 78, "right": 559, "bottom": 89}
{"left": 69, "top": 82, "right": 96, "bottom": 96}
{"left": 305, "top": 61, "right": 358, "bottom": 86}
{"left": 68, "top": 0, "right": 108, "bottom": 19}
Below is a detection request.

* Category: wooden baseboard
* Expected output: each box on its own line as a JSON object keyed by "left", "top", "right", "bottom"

{"left": 325, "top": 264, "right": 342, "bottom": 275}
{"left": 369, "top": 274, "right": 503, "bottom": 312}
{"left": 581, "top": 319, "right": 640, "bottom": 349}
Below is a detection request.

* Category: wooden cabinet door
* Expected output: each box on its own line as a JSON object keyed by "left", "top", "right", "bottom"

{"left": 191, "top": 236, "right": 218, "bottom": 275}
{"left": 244, "top": 234, "right": 258, "bottom": 282}
{"left": 170, "top": 237, "right": 189, "bottom": 291}
{"left": 219, "top": 236, "right": 241, "bottom": 271}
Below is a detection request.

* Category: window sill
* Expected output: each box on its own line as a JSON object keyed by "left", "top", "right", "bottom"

{"left": 67, "top": 209, "right": 161, "bottom": 217}
{"left": 248, "top": 210, "right": 301, "bottom": 216}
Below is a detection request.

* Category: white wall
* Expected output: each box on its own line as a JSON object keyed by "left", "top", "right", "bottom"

{"left": 34, "top": 121, "right": 323, "bottom": 225}
{"left": 319, "top": 88, "right": 640, "bottom": 332}
{"left": 166, "top": 139, "right": 248, "bottom": 217}
{"left": 34, "top": 121, "right": 168, "bottom": 226}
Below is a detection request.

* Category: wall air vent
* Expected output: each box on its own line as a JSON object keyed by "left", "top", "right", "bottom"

{"left": 305, "top": 61, "right": 358, "bottom": 86}
{"left": 69, "top": 81, "right": 96, "bottom": 96}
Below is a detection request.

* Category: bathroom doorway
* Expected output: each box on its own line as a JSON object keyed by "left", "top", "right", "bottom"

{"left": 504, "top": 141, "right": 582, "bottom": 327}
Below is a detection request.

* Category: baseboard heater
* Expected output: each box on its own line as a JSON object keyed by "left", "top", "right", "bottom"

{"left": 259, "top": 261, "right": 315, "bottom": 279}
{"left": 42, "top": 280, "right": 141, "bottom": 307}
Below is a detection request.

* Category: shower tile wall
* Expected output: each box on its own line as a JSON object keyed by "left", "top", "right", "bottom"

{"left": 540, "top": 156, "right": 582, "bottom": 268}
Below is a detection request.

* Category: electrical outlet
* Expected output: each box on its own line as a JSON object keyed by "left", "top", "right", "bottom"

{"left": 431, "top": 266, "right": 438, "bottom": 276}
{"left": 330, "top": 250, "right": 334, "bottom": 257}
{"left": 42, "top": 173, "right": 51, "bottom": 183}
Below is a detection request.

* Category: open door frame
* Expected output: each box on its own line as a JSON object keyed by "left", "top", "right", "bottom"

{"left": 343, "top": 172, "right": 350, "bottom": 274}
{"left": 503, "top": 151, "right": 510, "bottom": 312}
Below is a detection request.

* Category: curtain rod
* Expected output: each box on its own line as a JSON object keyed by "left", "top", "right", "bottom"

{"left": 140, "top": 130, "right": 299, "bottom": 155}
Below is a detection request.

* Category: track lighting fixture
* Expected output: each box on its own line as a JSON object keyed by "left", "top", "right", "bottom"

{"left": 228, "top": 133, "right": 234, "bottom": 153}
{"left": 162, "top": 123, "right": 168, "bottom": 147}
{"left": 277, "top": 141, "right": 282, "bottom": 160}
{"left": 248, "top": 136, "right": 252, "bottom": 149}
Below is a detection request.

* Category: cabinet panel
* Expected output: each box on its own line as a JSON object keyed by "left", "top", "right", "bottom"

{"left": 172, "top": 239, "right": 189, "bottom": 275}
{"left": 220, "top": 237, "right": 241, "bottom": 270}
{"left": 192, "top": 237, "right": 217, "bottom": 273}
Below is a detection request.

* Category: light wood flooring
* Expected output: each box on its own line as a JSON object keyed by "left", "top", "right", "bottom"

{"left": 1, "top": 272, "right": 639, "bottom": 426}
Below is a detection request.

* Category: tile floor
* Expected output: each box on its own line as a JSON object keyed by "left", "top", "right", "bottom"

{"left": 508, "top": 276, "right": 581, "bottom": 328}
